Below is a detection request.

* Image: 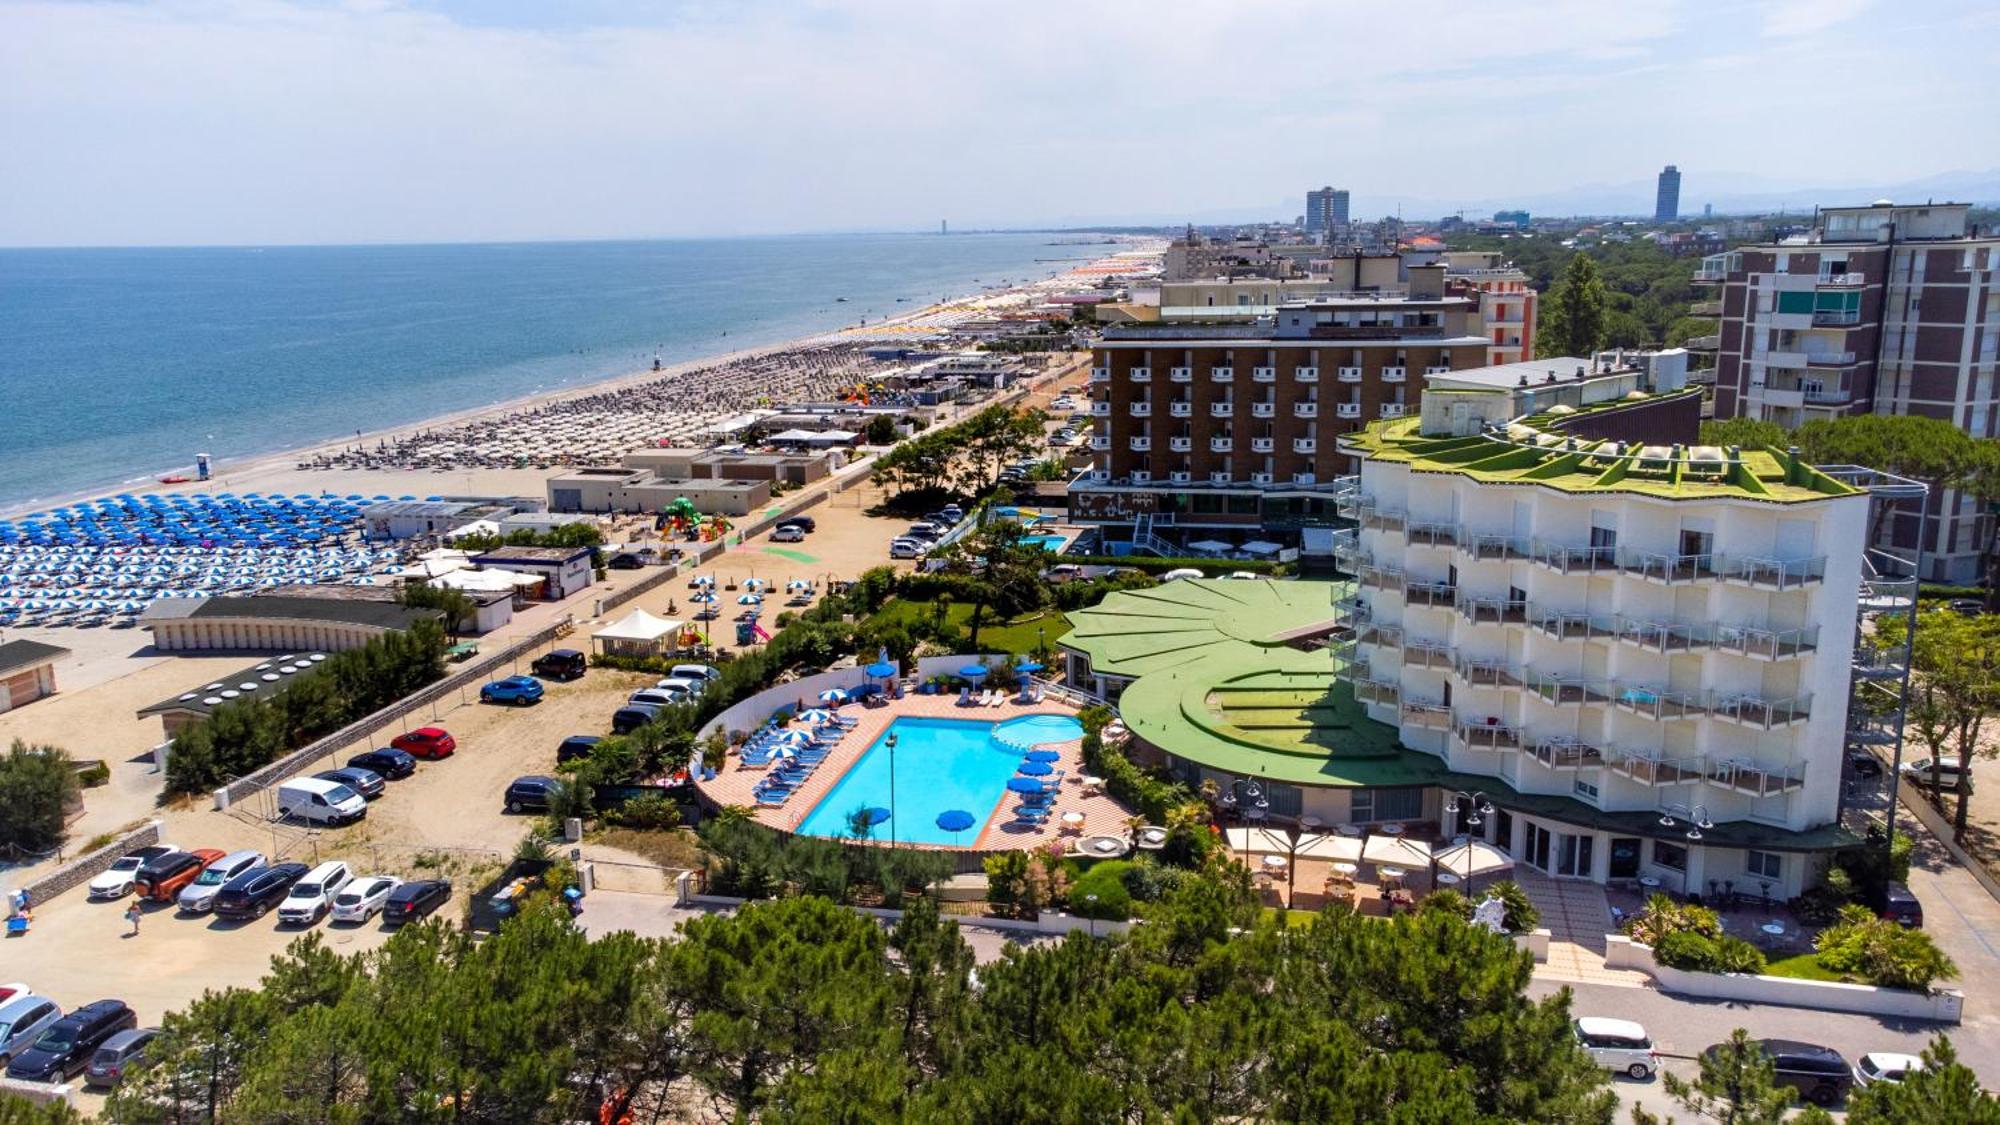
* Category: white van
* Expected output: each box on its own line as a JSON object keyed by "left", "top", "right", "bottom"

{"left": 276, "top": 777, "right": 367, "bottom": 826}
{"left": 1573, "top": 1017, "right": 1659, "bottom": 1079}
{"left": 278, "top": 861, "right": 355, "bottom": 926}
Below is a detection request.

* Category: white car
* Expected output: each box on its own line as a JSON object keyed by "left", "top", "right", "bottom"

{"left": 86, "top": 844, "right": 180, "bottom": 900}
{"left": 1573, "top": 1017, "right": 1658, "bottom": 1079}
{"left": 329, "top": 876, "right": 402, "bottom": 924}
{"left": 1160, "top": 568, "right": 1204, "bottom": 581}
{"left": 277, "top": 861, "right": 354, "bottom": 927}
{"left": 656, "top": 676, "right": 705, "bottom": 699}
{"left": 889, "top": 539, "right": 929, "bottom": 560}
{"left": 770, "top": 525, "right": 806, "bottom": 543}
{"left": 630, "top": 687, "right": 688, "bottom": 708}
{"left": 1854, "top": 1051, "right": 1925, "bottom": 1087}
{"left": 177, "top": 849, "right": 267, "bottom": 914}
{"left": 671, "top": 664, "right": 720, "bottom": 684}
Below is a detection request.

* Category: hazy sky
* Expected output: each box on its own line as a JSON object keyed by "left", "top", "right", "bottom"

{"left": 3, "top": 0, "right": 1996, "bottom": 246}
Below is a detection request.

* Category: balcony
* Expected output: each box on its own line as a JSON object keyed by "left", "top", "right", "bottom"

{"left": 1253, "top": 366, "right": 1276, "bottom": 383}
{"left": 1330, "top": 528, "right": 1358, "bottom": 566}
{"left": 1404, "top": 639, "right": 1452, "bottom": 668}
{"left": 1082, "top": 469, "right": 1110, "bottom": 483}
{"left": 1295, "top": 366, "right": 1319, "bottom": 383}
{"left": 1852, "top": 644, "right": 1905, "bottom": 680}
{"left": 1168, "top": 436, "right": 1192, "bottom": 452}
{"left": 1812, "top": 309, "right": 1861, "bottom": 327}
{"left": 1452, "top": 718, "right": 1522, "bottom": 752}
{"left": 1209, "top": 436, "right": 1234, "bottom": 453}
{"left": 1169, "top": 470, "right": 1192, "bottom": 484}
{"left": 1358, "top": 502, "right": 1406, "bottom": 533}
{"left": 1170, "top": 366, "right": 1193, "bottom": 383}
{"left": 1425, "top": 365, "right": 1452, "bottom": 376}
{"left": 1129, "top": 402, "right": 1152, "bottom": 417}
{"left": 1090, "top": 367, "right": 1110, "bottom": 383}
{"left": 1459, "top": 596, "right": 1527, "bottom": 626}
{"left": 1611, "top": 684, "right": 1705, "bottom": 721}
{"left": 1128, "top": 437, "right": 1151, "bottom": 452}
{"left": 1130, "top": 366, "right": 1153, "bottom": 383}
{"left": 1354, "top": 678, "right": 1400, "bottom": 708}
{"left": 1294, "top": 438, "right": 1318, "bottom": 454}
{"left": 1169, "top": 401, "right": 1192, "bottom": 417}
{"left": 1295, "top": 402, "right": 1320, "bottom": 418}
{"left": 1251, "top": 436, "right": 1275, "bottom": 453}
{"left": 1357, "top": 623, "right": 1401, "bottom": 650}
{"left": 1817, "top": 271, "right": 1866, "bottom": 287}
{"left": 1616, "top": 619, "right": 1710, "bottom": 653}
{"left": 1527, "top": 671, "right": 1611, "bottom": 706}
{"left": 1620, "top": 550, "right": 1718, "bottom": 584}
{"left": 1130, "top": 470, "right": 1152, "bottom": 484}
{"left": 1686, "top": 334, "right": 1721, "bottom": 351}
{"left": 1338, "top": 366, "right": 1363, "bottom": 383}
{"left": 1708, "top": 758, "right": 1806, "bottom": 797}
{"left": 1721, "top": 554, "right": 1826, "bottom": 590}
{"left": 1380, "top": 404, "right": 1407, "bottom": 419}
{"left": 1465, "top": 533, "right": 1527, "bottom": 561}
{"left": 1250, "top": 400, "right": 1276, "bottom": 418}
{"left": 1090, "top": 401, "right": 1111, "bottom": 417}
{"left": 1211, "top": 366, "right": 1235, "bottom": 383}
{"left": 1291, "top": 472, "right": 1318, "bottom": 485}
{"left": 1453, "top": 656, "right": 1521, "bottom": 687}
{"left": 1401, "top": 699, "right": 1452, "bottom": 730}
{"left": 1406, "top": 521, "right": 1459, "bottom": 548}
{"left": 1529, "top": 737, "right": 1604, "bottom": 771}
{"left": 1405, "top": 581, "right": 1458, "bottom": 609}
{"left": 1331, "top": 476, "right": 1362, "bottom": 518}
{"left": 1604, "top": 747, "right": 1704, "bottom": 787}
{"left": 1336, "top": 402, "right": 1361, "bottom": 419}
{"left": 1250, "top": 471, "right": 1274, "bottom": 484}
{"left": 1689, "top": 299, "right": 1723, "bottom": 317}
{"left": 1381, "top": 366, "right": 1407, "bottom": 383}
{"left": 1210, "top": 402, "right": 1234, "bottom": 418}
{"left": 1530, "top": 607, "right": 1617, "bottom": 641}
{"left": 1532, "top": 541, "right": 1619, "bottom": 574}
{"left": 1716, "top": 624, "right": 1819, "bottom": 661}
{"left": 1209, "top": 471, "right": 1233, "bottom": 485}
{"left": 1710, "top": 692, "right": 1812, "bottom": 729}
{"left": 1090, "top": 436, "right": 1111, "bottom": 451}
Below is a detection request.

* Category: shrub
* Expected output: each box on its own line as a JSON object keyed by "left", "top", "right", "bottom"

{"left": 1068, "top": 861, "right": 1134, "bottom": 921}
{"left": 984, "top": 851, "right": 1031, "bottom": 918}
{"left": 1711, "top": 935, "right": 1769, "bottom": 975}
{"left": 75, "top": 762, "right": 111, "bottom": 789}
{"left": 606, "top": 794, "right": 681, "bottom": 831}
{"left": 0, "top": 741, "right": 81, "bottom": 855}
{"left": 1420, "top": 888, "right": 1472, "bottom": 920}
{"left": 1624, "top": 893, "right": 1721, "bottom": 947}
{"left": 1485, "top": 880, "right": 1539, "bottom": 934}
{"left": 1652, "top": 926, "right": 1766, "bottom": 974}
{"left": 1814, "top": 904, "right": 1957, "bottom": 990}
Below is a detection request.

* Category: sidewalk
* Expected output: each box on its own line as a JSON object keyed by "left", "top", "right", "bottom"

{"left": 1514, "top": 869, "right": 1648, "bottom": 987}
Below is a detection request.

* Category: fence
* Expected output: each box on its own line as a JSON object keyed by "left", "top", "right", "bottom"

{"left": 213, "top": 621, "right": 569, "bottom": 810}
{"left": 1604, "top": 935, "right": 1964, "bottom": 1022}
{"left": 8, "top": 820, "right": 161, "bottom": 907}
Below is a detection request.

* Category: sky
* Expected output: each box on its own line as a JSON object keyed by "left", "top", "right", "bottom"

{"left": 2, "top": 0, "right": 1997, "bottom": 246}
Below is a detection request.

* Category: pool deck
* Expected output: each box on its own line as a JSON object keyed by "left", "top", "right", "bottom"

{"left": 696, "top": 691, "right": 1135, "bottom": 852}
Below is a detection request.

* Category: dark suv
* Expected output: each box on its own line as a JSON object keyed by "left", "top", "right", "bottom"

{"left": 504, "top": 776, "right": 560, "bottom": 814}
{"left": 213, "top": 863, "right": 310, "bottom": 921}
{"left": 5, "top": 1000, "right": 137, "bottom": 1083}
{"left": 557, "top": 735, "right": 601, "bottom": 764}
{"left": 532, "top": 649, "right": 588, "bottom": 681}
{"left": 1706, "top": 1039, "right": 1852, "bottom": 1106}
{"left": 1878, "top": 881, "right": 1923, "bottom": 928}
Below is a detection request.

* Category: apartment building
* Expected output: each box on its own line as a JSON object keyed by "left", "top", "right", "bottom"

{"left": 1704, "top": 201, "right": 2000, "bottom": 581}
{"left": 1655, "top": 165, "right": 1681, "bottom": 223}
{"left": 1331, "top": 384, "right": 1869, "bottom": 894}
{"left": 1305, "top": 186, "right": 1351, "bottom": 235}
{"left": 1070, "top": 286, "right": 1488, "bottom": 544}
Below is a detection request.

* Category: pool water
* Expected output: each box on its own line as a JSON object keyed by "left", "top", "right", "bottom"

{"left": 1022, "top": 533, "right": 1071, "bottom": 553}
{"left": 992, "top": 713, "right": 1085, "bottom": 750}
{"left": 794, "top": 716, "right": 1077, "bottom": 845}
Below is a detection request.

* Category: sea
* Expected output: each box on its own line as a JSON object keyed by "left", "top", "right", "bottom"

{"left": 0, "top": 232, "right": 1084, "bottom": 512}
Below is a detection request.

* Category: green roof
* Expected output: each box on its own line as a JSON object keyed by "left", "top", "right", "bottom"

{"left": 1342, "top": 392, "right": 1860, "bottom": 504}
{"left": 1064, "top": 578, "right": 1859, "bottom": 853}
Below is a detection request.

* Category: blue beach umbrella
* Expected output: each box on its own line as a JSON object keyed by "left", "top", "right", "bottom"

{"left": 958, "top": 664, "right": 989, "bottom": 680}
{"left": 1024, "top": 749, "right": 1061, "bottom": 762}
{"left": 1016, "top": 760, "right": 1054, "bottom": 777}
{"left": 1014, "top": 661, "right": 1046, "bottom": 674}
{"left": 817, "top": 688, "right": 850, "bottom": 704}
{"left": 936, "top": 809, "right": 975, "bottom": 844}
{"left": 796, "top": 708, "right": 833, "bottom": 724}
{"left": 865, "top": 661, "right": 897, "bottom": 678}
{"left": 1006, "top": 776, "right": 1049, "bottom": 794}
{"left": 861, "top": 807, "right": 892, "bottom": 826}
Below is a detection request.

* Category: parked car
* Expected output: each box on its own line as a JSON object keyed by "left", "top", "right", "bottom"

{"left": 330, "top": 876, "right": 402, "bottom": 924}
{"left": 504, "top": 775, "right": 561, "bottom": 814}
{"left": 134, "top": 848, "right": 226, "bottom": 903}
{"left": 889, "top": 539, "right": 928, "bottom": 560}
{"left": 611, "top": 703, "right": 663, "bottom": 734}
{"left": 213, "top": 863, "right": 310, "bottom": 921}
{"left": 87, "top": 845, "right": 180, "bottom": 900}
{"left": 1703, "top": 1039, "right": 1852, "bottom": 1106}
{"left": 276, "top": 777, "right": 366, "bottom": 826}
{"left": 481, "top": 675, "right": 545, "bottom": 706}
{"left": 1900, "top": 756, "right": 1967, "bottom": 788}
{"left": 1877, "top": 881, "right": 1924, "bottom": 927}
{"left": 770, "top": 525, "right": 806, "bottom": 543}
{"left": 1846, "top": 751, "right": 1883, "bottom": 779}
{"left": 1949, "top": 598, "right": 1984, "bottom": 617}
{"left": 177, "top": 850, "right": 266, "bottom": 914}
{"left": 347, "top": 747, "right": 417, "bottom": 779}
{"left": 904, "top": 523, "right": 943, "bottom": 540}
{"left": 671, "top": 664, "right": 721, "bottom": 684}
{"left": 384, "top": 879, "right": 453, "bottom": 926}
{"left": 938, "top": 505, "right": 964, "bottom": 522}
{"left": 556, "top": 735, "right": 602, "bottom": 764}
{"left": 531, "top": 648, "right": 588, "bottom": 681}
{"left": 0, "top": 985, "right": 28, "bottom": 1006}
{"left": 628, "top": 687, "right": 686, "bottom": 709}
{"left": 777, "top": 515, "right": 816, "bottom": 533}
{"left": 656, "top": 675, "right": 706, "bottom": 699}
{"left": 83, "top": 1027, "right": 159, "bottom": 1089}
{"left": 5, "top": 1000, "right": 136, "bottom": 1083}
{"left": 315, "top": 766, "right": 384, "bottom": 800}
{"left": 391, "top": 727, "right": 457, "bottom": 759}
{"left": 607, "top": 552, "right": 647, "bottom": 570}
{"left": 278, "top": 861, "right": 355, "bottom": 927}
{"left": 1854, "top": 1050, "right": 1925, "bottom": 1087}
{"left": 1573, "top": 1017, "right": 1659, "bottom": 1079}
{"left": 0, "top": 996, "right": 63, "bottom": 1069}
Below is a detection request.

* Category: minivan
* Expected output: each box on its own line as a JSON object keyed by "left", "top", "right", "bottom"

{"left": 276, "top": 777, "right": 367, "bottom": 826}
{"left": 178, "top": 849, "right": 267, "bottom": 914}
{"left": 0, "top": 995, "right": 62, "bottom": 1069}
{"left": 1573, "top": 1017, "right": 1658, "bottom": 1079}
{"left": 278, "top": 861, "right": 355, "bottom": 926}
{"left": 531, "top": 648, "right": 588, "bottom": 681}
{"left": 5, "top": 999, "right": 136, "bottom": 1083}
{"left": 612, "top": 703, "right": 662, "bottom": 734}
{"left": 1706, "top": 1039, "right": 1852, "bottom": 1106}
{"left": 84, "top": 1027, "right": 159, "bottom": 1089}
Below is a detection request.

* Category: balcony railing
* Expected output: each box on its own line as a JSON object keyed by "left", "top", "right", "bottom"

{"left": 1720, "top": 555, "right": 1826, "bottom": 590}
{"left": 1253, "top": 366, "right": 1276, "bottom": 382}
{"left": 1337, "top": 366, "right": 1363, "bottom": 383}
{"left": 1250, "top": 471, "right": 1273, "bottom": 485}
{"left": 1710, "top": 693, "right": 1812, "bottom": 729}
{"left": 1708, "top": 758, "right": 1806, "bottom": 797}
{"left": 1211, "top": 366, "right": 1235, "bottom": 383}
{"left": 1294, "top": 438, "right": 1318, "bottom": 454}
{"left": 1531, "top": 540, "right": 1619, "bottom": 574}
{"left": 1620, "top": 550, "right": 1718, "bottom": 584}
{"left": 1356, "top": 623, "right": 1402, "bottom": 649}
{"left": 1453, "top": 656, "right": 1521, "bottom": 687}
{"left": 1405, "top": 581, "right": 1458, "bottom": 609}
{"left": 1357, "top": 561, "right": 1405, "bottom": 592}
{"left": 1209, "top": 471, "right": 1233, "bottom": 484}
{"left": 1209, "top": 437, "right": 1233, "bottom": 453}
{"left": 1381, "top": 404, "right": 1407, "bottom": 419}
{"left": 1336, "top": 403, "right": 1361, "bottom": 419}
{"left": 1169, "top": 436, "right": 1192, "bottom": 452}
{"left": 1604, "top": 747, "right": 1704, "bottom": 787}
{"left": 1090, "top": 367, "right": 1110, "bottom": 382}
{"left": 1130, "top": 366, "right": 1153, "bottom": 383}
{"left": 1090, "top": 401, "right": 1111, "bottom": 416}
{"left": 1129, "top": 402, "right": 1152, "bottom": 417}
{"left": 1402, "top": 699, "right": 1452, "bottom": 729}
{"left": 1612, "top": 684, "right": 1705, "bottom": 721}
{"left": 1716, "top": 624, "right": 1819, "bottom": 661}
{"left": 1527, "top": 671, "right": 1611, "bottom": 706}
{"left": 1530, "top": 607, "right": 1616, "bottom": 641}
{"left": 1296, "top": 366, "right": 1319, "bottom": 382}
{"left": 1381, "top": 366, "right": 1407, "bottom": 383}
{"left": 1252, "top": 401, "right": 1276, "bottom": 418}
{"left": 1406, "top": 521, "right": 1460, "bottom": 547}
{"left": 1360, "top": 502, "right": 1406, "bottom": 533}
{"left": 1296, "top": 401, "right": 1319, "bottom": 418}
{"left": 1616, "top": 619, "right": 1710, "bottom": 653}
{"left": 1170, "top": 471, "right": 1192, "bottom": 484}
{"left": 1403, "top": 639, "right": 1452, "bottom": 668}
{"left": 1331, "top": 476, "right": 1362, "bottom": 517}
{"left": 1459, "top": 596, "right": 1527, "bottom": 625}
{"left": 1452, "top": 717, "right": 1522, "bottom": 751}
{"left": 1250, "top": 436, "right": 1275, "bottom": 453}
{"left": 1211, "top": 402, "right": 1234, "bottom": 418}
{"left": 1817, "top": 271, "right": 1866, "bottom": 287}
{"left": 1170, "top": 366, "right": 1193, "bottom": 382}
{"left": 1529, "top": 737, "right": 1604, "bottom": 770}
{"left": 1354, "top": 678, "right": 1400, "bottom": 707}
{"left": 1090, "top": 436, "right": 1111, "bottom": 451}
{"left": 1812, "top": 310, "right": 1861, "bottom": 327}
{"left": 1169, "top": 401, "right": 1193, "bottom": 417}
{"left": 1465, "top": 533, "right": 1527, "bottom": 561}
{"left": 1128, "top": 437, "right": 1151, "bottom": 452}
{"left": 1330, "top": 527, "right": 1358, "bottom": 565}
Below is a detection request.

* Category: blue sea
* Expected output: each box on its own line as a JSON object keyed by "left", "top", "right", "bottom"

{"left": 0, "top": 232, "right": 1081, "bottom": 510}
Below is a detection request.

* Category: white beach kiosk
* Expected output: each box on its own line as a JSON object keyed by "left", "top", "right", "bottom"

{"left": 592, "top": 608, "right": 685, "bottom": 658}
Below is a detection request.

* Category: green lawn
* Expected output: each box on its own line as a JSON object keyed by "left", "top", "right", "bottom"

{"left": 870, "top": 599, "right": 1070, "bottom": 655}
{"left": 1760, "top": 951, "right": 1851, "bottom": 982}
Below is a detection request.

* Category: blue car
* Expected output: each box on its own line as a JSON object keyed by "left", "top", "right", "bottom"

{"left": 480, "top": 676, "right": 545, "bottom": 706}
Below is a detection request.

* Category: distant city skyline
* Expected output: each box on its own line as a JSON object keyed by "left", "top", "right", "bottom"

{"left": 2, "top": 0, "right": 1997, "bottom": 246}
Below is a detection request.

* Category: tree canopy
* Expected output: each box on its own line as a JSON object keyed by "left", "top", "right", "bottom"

{"left": 0, "top": 740, "right": 80, "bottom": 858}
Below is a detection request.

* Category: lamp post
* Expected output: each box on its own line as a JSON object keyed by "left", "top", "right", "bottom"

{"left": 886, "top": 732, "right": 899, "bottom": 848}
{"left": 1085, "top": 893, "right": 1099, "bottom": 938}
{"left": 1441, "top": 789, "right": 1494, "bottom": 889}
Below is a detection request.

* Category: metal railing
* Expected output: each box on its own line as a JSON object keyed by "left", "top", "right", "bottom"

{"left": 1401, "top": 699, "right": 1451, "bottom": 728}
{"left": 1612, "top": 684, "right": 1706, "bottom": 721}
{"left": 1526, "top": 671, "right": 1612, "bottom": 706}
{"left": 1356, "top": 623, "right": 1401, "bottom": 649}
{"left": 1529, "top": 737, "right": 1604, "bottom": 770}
{"left": 1529, "top": 607, "right": 1616, "bottom": 641}
{"left": 1356, "top": 560, "right": 1405, "bottom": 591}
{"left": 1715, "top": 624, "right": 1819, "bottom": 660}
{"left": 1604, "top": 747, "right": 1705, "bottom": 786}
{"left": 1405, "top": 581, "right": 1458, "bottom": 608}
{"left": 1620, "top": 550, "right": 1718, "bottom": 583}
{"left": 1452, "top": 656, "right": 1521, "bottom": 687}
{"left": 1354, "top": 679, "right": 1400, "bottom": 707}
{"left": 1720, "top": 554, "right": 1826, "bottom": 590}
{"left": 1458, "top": 596, "right": 1527, "bottom": 625}
{"left": 1403, "top": 639, "right": 1453, "bottom": 668}
{"left": 1465, "top": 533, "right": 1527, "bottom": 561}
{"left": 1616, "top": 619, "right": 1710, "bottom": 653}
{"left": 1451, "top": 717, "right": 1522, "bottom": 751}
{"left": 1708, "top": 757, "right": 1806, "bottom": 796}
{"left": 1710, "top": 692, "right": 1813, "bottom": 728}
{"left": 1531, "top": 540, "right": 1619, "bottom": 574}
{"left": 1406, "top": 521, "right": 1460, "bottom": 547}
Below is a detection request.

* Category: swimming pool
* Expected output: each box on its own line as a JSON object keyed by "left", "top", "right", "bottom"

{"left": 1022, "top": 533, "right": 1071, "bottom": 553}
{"left": 794, "top": 715, "right": 1083, "bottom": 845}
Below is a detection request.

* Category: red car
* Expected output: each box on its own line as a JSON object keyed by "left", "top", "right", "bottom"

{"left": 390, "top": 727, "right": 457, "bottom": 760}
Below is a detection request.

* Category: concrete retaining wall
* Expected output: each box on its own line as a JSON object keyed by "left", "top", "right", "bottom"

{"left": 7, "top": 820, "right": 161, "bottom": 907}
{"left": 1516, "top": 928, "right": 1550, "bottom": 963}
{"left": 681, "top": 884, "right": 1132, "bottom": 937}
{"left": 1604, "top": 935, "right": 1964, "bottom": 1023}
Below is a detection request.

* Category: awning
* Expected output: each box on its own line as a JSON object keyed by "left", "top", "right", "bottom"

{"left": 1187, "top": 539, "right": 1233, "bottom": 554}
{"left": 1433, "top": 839, "right": 1514, "bottom": 879}
{"left": 1361, "top": 834, "right": 1434, "bottom": 868}
{"left": 1223, "top": 826, "right": 1293, "bottom": 856}
{"left": 592, "top": 608, "right": 684, "bottom": 643}
{"left": 1239, "top": 540, "right": 1283, "bottom": 556}
{"left": 1293, "top": 832, "right": 1364, "bottom": 862}
{"left": 433, "top": 567, "right": 544, "bottom": 593}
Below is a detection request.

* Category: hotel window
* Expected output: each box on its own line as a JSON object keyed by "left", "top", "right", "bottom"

{"left": 1573, "top": 779, "right": 1600, "bottom": 801}
{"left": 1746, "top": 850, "right": 1782, "bottom": 880}
{"left": 1652, "top": 841, "right": 1688, "bottom": 871}
{"left": 1352, "top": 787, "right": 1423, "bottom": 823}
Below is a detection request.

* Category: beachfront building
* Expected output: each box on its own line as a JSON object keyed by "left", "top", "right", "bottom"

{"left": 466, "top": 546, "right": 594, "bottom": 600}
{"left": 1060, "top": 381, "right": 1876, "bottom": 896}
{"left": 0, "top": 639, "right": 70, "bottom": 714}
{"left": 546, "top": 468, "right": 772, "bottom": 518}
{"left": 141, "top": 594, "right": 438, "bottom": 654}
{"left": 1701, "top": 201, "right": 2000, "bottom": 582}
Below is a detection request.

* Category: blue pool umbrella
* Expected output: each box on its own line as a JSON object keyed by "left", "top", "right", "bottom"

{"left": 865, "top": 661, "right": 897, "bottom": 678}
{"left": 936, "top": 810, "right": 975, "bottom": 833}
{"left": 862, "top": 807, "right": 892, "bottom": 825}
{"left": 1024, "top": 749, "right": 1061, "bottom": 762}
{"left": 1006, "top": 776, "right": 1050, "bottom": 794}
{"left": 1014, "top": 661, "right": 1046, "bottom": 674}
{"left": 818, "top": 688, "right": 850, "bottom": 703}
{"left": 1016, "top": 760, "right": 1054, "bottom": 777}
{"left": 775, "top": 729, "right": 811, "bottom": 743}
{"left": 736, "top": 593, "right": 763, "bottom": 605}
{"left": 958, "top": 664, "right": 989, "bottom": 679}
{"left": 796, "top": 708, "right": 833, "bottom": 724}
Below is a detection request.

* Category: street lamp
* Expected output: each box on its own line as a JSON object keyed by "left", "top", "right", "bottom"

{"left": 1441, "top": 789, "right": 1494, "bottom": 888}
{"left": 886, "top": 732, "right": 900, "bottom": 848}
{"left": 1085, "top": 893, "right": 1099, "bottom": 938}
{"left": 1658, "top": 802, "right": 1712, "bottom": 841}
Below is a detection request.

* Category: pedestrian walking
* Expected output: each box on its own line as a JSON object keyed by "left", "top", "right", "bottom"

{"left": 124, "top": 902, "right": 142, "bottom": 937}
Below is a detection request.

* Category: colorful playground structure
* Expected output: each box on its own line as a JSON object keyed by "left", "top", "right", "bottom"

{"left": 652, "top": 498, "right": 733, "bottom": 543}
